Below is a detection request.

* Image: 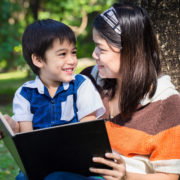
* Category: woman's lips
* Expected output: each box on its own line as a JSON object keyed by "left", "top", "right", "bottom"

{"left": 97, "top": 65, "right": 104, "bottom": 70}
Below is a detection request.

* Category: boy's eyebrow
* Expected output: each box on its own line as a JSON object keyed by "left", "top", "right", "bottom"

{"left": 55, "top": 47, "right": 77, "bottom": 53}
{"left": 56, "top": 47, "right": 77, "bottom": 52}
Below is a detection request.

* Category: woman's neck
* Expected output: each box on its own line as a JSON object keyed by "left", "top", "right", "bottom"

{"left": 109, "top": 79, "right": 121, "bottom": 118}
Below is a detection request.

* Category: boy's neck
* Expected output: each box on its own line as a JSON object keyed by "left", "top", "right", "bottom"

{"left": 47, "top": 86, "right": 59, "bottom": 98}
{"left": 39, "top": 75, "right": 61, "bottom": 98}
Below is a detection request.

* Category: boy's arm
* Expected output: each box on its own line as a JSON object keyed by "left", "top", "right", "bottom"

{"left": 19, "top": 121, "right": 33, "bottom": 133}
{"left": 12, "top": 86, "right": 34, "bottom": 133}
{"left": 76, "top": 76, "right": 105, "bottom": 121}
{"left": 79, "top": 112, "right": 96, "bottom": 122}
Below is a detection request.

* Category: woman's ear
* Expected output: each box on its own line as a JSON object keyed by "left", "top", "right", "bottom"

{"left": 31, "top": 54, "right": 44, "bottom": 68}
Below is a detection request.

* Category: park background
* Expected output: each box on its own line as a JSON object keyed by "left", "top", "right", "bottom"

{"left": 0, "top": 0, "right": 179, "bottom": 179}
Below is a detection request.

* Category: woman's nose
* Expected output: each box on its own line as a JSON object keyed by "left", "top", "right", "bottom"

{"left": 92, "top": 47, "right": 99, "bottom": 60}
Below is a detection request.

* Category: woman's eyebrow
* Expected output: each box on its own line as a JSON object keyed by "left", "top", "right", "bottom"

{"left": 94, "top": 42, "right": 103, "bottom": 47}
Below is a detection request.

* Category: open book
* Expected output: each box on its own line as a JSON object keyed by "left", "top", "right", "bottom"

{"left": 0, "top": 112, "right": 112, "bottom": 180}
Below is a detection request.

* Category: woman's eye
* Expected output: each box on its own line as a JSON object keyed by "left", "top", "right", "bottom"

{"left": 100, "top": 48, "right": 105, "bottom": 53}
{"left": 97, "top": 46, "right": 105, "bottom": 53}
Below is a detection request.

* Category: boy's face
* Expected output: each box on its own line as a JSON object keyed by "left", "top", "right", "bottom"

{"left": 39, "top": 38, "right": 77, "bottom": 85}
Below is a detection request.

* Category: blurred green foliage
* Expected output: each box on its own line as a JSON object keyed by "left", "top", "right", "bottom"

{"left": 0, "top": 0, "right": 117, "bottom": 73}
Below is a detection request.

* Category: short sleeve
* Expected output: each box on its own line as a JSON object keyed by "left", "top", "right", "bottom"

{"left": 76, "top": 76, "right": 105, "bottom": 120}
{"left": 12, "top": 87, "right": 33, "bottom": 122}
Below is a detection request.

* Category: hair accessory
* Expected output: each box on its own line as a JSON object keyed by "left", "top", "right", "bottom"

{"left": 100, "top": 7, "right": 121, "bottom": 35}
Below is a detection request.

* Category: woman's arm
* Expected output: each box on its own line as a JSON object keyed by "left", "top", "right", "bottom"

{"left": 126, "top": 172, "right": 179, "bottom": 180}
{"left": 89, "top": 153, "right": 179, "bottom": 180}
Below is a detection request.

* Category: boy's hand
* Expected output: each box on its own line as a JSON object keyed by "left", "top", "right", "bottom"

{"left": 0, "top": 115, "right": 19, "bottom": 139}
{"left": 4, "top": 115, "right": 19, "bottom": 133}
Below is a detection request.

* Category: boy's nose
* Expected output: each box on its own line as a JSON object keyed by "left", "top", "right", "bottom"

{"left": 67, "top": 55, "right": 77, "bottom": 64}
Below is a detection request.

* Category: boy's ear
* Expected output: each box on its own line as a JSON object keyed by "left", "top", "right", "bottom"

{"left": 31, "top": 54, "right": 44, "bottom": 68}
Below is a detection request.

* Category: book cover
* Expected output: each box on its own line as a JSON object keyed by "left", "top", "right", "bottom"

{"left": 0, "top": 112, "right": 112, "bottom": 180}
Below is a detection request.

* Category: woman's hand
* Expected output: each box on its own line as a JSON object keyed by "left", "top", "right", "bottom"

{"left": 89, "top": 152, "right": 126, "bottom": 180}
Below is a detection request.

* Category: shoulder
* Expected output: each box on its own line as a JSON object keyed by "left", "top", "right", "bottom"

{"left": 73, "top": 74, "right": 91, "bottom": 88}
{"left": 160, "top": 94, "right": 180, "bottom": 127}
{"left": 15, "top": 79, "right": 35, "bottom": 93}
{"left": 14, "top": 79, "right": 38, "bottom": 101}
{"left": 80, "top": 66, "right": 94, "bottom": 78}
{"left": 143, "top": 75, "right": 180, "bottom": 131}
{"left": 80, "top": 65, "right": 103, "bottom": 91}
{"left": 141, "top": 75, "right": 179, "bottom": 106}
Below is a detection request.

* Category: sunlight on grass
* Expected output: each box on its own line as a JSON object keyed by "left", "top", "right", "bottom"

{"left": 0, "top": 66, "right": 87, "bottom": 80}
{"left": 0, "top": 71, "right": 27, "bottom": 80}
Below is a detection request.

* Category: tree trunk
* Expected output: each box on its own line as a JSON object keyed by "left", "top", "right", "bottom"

{"left": 30, "top": 0, "right": 40, "bottom": 21}
{"left": 124, "top": 0, "right": 180, "bottom": 92}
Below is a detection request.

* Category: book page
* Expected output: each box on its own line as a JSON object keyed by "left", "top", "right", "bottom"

{"left": 0, "top": 112, "right": 14, "bottom": 136}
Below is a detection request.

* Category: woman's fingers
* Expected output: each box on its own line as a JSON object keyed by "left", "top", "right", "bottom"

{"left": 92, "top": 153, "right": 125, "bottom": 170}
{"left": 89, "top": 153, "right": 126, "bottom": 179}
{"left": 89, "top": 166, "right": 123, "bottom": 178}
{"left": 92, "top": 156, "right": 117, "bottom": 170}
{"left": 102, "top": 176, "right": 117, "bottom": 180}
{"left": 105, "top": 153, "right": 125, "bottom": 165}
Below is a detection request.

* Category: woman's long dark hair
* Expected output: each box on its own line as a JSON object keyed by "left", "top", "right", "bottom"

{"left": 93, "top": 2, "right": 161, "bottom": 119}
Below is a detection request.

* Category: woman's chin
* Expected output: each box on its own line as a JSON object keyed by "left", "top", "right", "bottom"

{"left": 99, "top": 73, "right": 107, "bottom": 79}
{"left": 99, "top": 72, "right": 113, "bottom": 79}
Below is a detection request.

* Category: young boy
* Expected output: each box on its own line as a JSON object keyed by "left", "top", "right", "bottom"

{"left": 12, "top": 19, "right": 105, "bottom": 133}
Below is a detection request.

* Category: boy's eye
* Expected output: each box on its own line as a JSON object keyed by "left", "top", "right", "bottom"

{"left": 58, "top": 53, "right": 66, "bottom": 56}
{"left": 72, "top": 50, "right": 77, "bottom": 55}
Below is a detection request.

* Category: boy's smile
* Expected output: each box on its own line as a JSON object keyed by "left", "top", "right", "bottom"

{"left": 63, "top": 67, "right": 74, "bottom": 75}
{"left": 37, "top": 38, "right": 77, "bottom": 88}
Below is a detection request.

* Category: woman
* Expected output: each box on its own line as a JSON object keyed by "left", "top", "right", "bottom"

{"left": 80, "top": 2, "right": 180, "bottom": 180}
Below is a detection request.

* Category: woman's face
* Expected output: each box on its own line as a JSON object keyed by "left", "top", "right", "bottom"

{"left": 92, "top": 28, "right": 121, "bottom": 79}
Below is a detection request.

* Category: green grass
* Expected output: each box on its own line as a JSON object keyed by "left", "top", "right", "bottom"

{"left": 0, "top": 66, "right": 88, "bottom": 179}
{"left": 0, "top": 142, "right": 19, "bottom": 180}
{"left": 0, "top": 71, "right": 31, "bottom": 179}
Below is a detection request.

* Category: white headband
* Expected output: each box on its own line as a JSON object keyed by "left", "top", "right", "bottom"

{"left": 100, "top": 7, "right": 121, "bottom": 35}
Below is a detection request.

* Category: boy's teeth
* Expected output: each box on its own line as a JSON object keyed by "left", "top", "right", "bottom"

{"left": 66, "top": 68, "right": 72, "bottom": 71}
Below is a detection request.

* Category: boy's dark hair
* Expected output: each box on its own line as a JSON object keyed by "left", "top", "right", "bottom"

{"left": 22, "top": 19, "right": 76, "bottom": 75}
{"left": 93, "top": 2, "right": 161, "bottom": 120}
